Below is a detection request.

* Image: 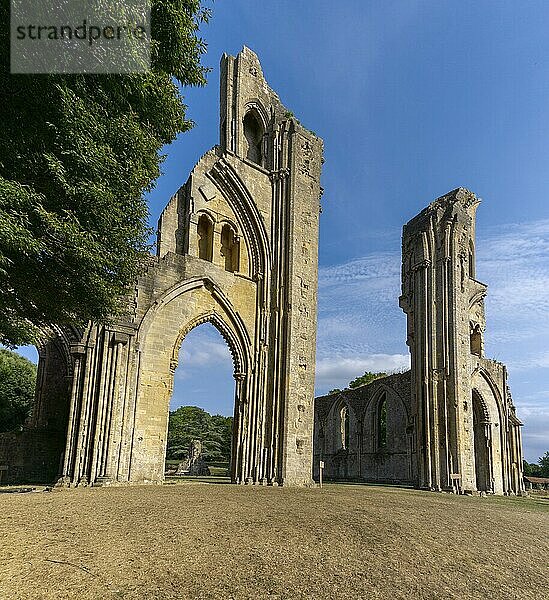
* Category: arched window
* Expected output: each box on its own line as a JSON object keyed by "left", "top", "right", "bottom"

{"left": 197, "top": 214, "right": 213, "bottom": 262}
{"left": 243, "top": 110, "right": 264, "bottom": 165}
{"left": 470, "top": 324, "right": 482, "bottom": 357}
{"left": 378, "top": 393, "right": 387, "bottom": 449}
{"left": 220, "top": 224, "right": 240, "bottom": 273}
{"left": 340, "top": 405, "right": 349, "bottom": 450}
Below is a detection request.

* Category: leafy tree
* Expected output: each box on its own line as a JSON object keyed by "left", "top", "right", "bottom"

{"left": 523, "top": 460, "right": 533, "bottom": 476}
{"left": 210, "top": 414, "right": 233, "bottom": 462}
{"left": 523, "top": 455, "right": 549, "bottom": 478}
{"left": 0, "top": 0, "right": 211, "bottom": 346}
{"left": 166, "top": 406, "right": 233, "bottom": 462}
{"left": 348, "top": 371, "right": 387, "bottom": 389}
{"left": 327, "top": 388, "right": 341, "bottom": 395}
{"left": 538, "top": 451, "right": 549, "bottom": 478}
{"left": 0, "top": 348, "right": 37, "bottom": 432}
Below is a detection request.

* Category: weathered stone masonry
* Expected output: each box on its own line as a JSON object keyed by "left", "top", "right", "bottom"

{"left": 314, "top": 189, "right": 524, "bottom": 495}
{"left": 0, "top": 47, "right": 323, "bottom": 487}
{"left": 0, "top": 53, "right": 525, "bottom": 496}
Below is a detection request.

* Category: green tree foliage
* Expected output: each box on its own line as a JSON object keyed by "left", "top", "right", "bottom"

{"left": 0, "top": 348, "right": 37, "bottom": 432}
{"left": 0, "top": 0, "right": 211, "bottom": 346}
{"left": 210, "top": 413, "right": 233, "bottom": 462}
{"left": 166, "top": 406, "right": 232, "bottom": 462}
{"left": 538, "top": 451, "right": 549, "bottom": 477}
{"left": 326, "top": 373, "right": 387, "bottom": 395}
{"left": 523, "top": 460, "right": 540, "bottom": 477}
{"left": 523, "top": 453, "right": 549, "bottom": 478}
{"left": 348, "top": 371, "right": 387, "bottom": 389}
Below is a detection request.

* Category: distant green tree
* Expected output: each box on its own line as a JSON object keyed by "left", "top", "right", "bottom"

{"left": 523, "top": 458, "right": 545, "bottom": 478}
{"left": 348, "top": 371, "right": 387, "bottom": 389}
{"left": 327, "top": 389, "right": 341, "bottom": 395}
{"left": 0, "top": 348, "right": 37, "bottom": 432}
{"left": 538, "top": 451, "right": 549, "bottom": 477}
{"left": 210, "top": 414, "right": 233, "bottom": 462}
{"left": 166, "top": 406, "right": 232, "bottom": 462}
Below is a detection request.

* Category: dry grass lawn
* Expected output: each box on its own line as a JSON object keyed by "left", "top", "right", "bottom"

{"left": 0, "top": 481, "right": 548, "bottom": 599}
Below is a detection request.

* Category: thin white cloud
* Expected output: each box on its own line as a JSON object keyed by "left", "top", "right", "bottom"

{"left": 175, "top": 326, "right": 233, "bottom": 380}
{"left": 521, "top": 409, "right": 549, "bottom": 462}
{"left": 507, "top": 351, "right": 549, "bottom": 372}
{"left": 180, "top": 340, "right": 232, "bottom": 367}
{"left": 316, "top": 217, "right": 549, "bottom": 460}
{"left": 478, "top": 219, "right": 549, "bottom": 346}
{"left": 315, "top": 353, "right": 410, "bottom": 394}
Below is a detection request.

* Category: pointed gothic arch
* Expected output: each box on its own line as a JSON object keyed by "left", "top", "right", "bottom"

{"left": 471, "top": 369, "right": 506, "bottom": 494}
{"left": 3, "top": 48, "right": 322, "bottom": 488}
{"left": 209, "top": 159, "right": 270, "bottom": 277}
{"left": 128, "top": 277, "right": 253, "bottom": 484}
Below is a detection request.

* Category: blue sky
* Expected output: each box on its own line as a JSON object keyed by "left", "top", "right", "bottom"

{"left": 17, "top": 1, "right": 549, "bottom": 462}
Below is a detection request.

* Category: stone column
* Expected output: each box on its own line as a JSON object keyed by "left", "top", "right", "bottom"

{"left": 92, "top": 329, "right": 131, "bottom": 485}
{"left": 56, "top": 342, "right": 86, "bottom": 486}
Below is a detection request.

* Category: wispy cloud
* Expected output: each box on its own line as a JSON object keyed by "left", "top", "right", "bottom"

{"left": 315, "top": 217, "right": 549, "bottom": 460}
{"left": 478, "top": 219, "right": 549, "bottom": 347}
{"left": 175, "top": 326, "right": 233, "bottom": 380}
{"left": 315, "top": 353, "right": 410, "bottom": 393}
{"left": 317, "top": 251, "right": 405, "bottom": 362}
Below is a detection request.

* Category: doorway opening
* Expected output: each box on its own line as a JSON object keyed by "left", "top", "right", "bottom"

{"left": 164, "top": 323, "right": 235, "bottom": 481}
{"left": 472, "top": 390, "right": 492, "bottom": 492}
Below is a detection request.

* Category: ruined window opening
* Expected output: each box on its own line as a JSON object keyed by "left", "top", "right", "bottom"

{"left": 243, "top": 110, "right": 264, "bottom": 166}
{"left": 469, "top": 240, "right": 475, "bottom": 278}
{"left": 340, "top": 405, "right": 349, "bottom": 450}
{"left": 470, "top": 325, "right": 482, "bottom": 357}
{"left": 197, "top": 214, "right": 213, "bottom": 262}
{"left": 220, "top": 224, "right": 240, "bottom": 273}
{"left": 378, "top": 394, "right": 387, "bottom": 449}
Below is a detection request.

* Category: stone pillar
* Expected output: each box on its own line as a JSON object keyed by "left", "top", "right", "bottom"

{"left": 92, "top": 328, "right": 132, "bottom": 485}
{"left": 56, "top": 342, "right": 86, "bottom": 486}
{"left": 400, "top": 189, "right": 482, "bottom": 492}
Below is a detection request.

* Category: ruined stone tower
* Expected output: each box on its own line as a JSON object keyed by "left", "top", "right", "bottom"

{"left": 314, "top": 188, "right": 523, "bottom": 496}
{"left": 0, "top": 47, "right": 323, "bottom": 486}
{"left": 399, "top": 188, "right": 523, "bottom": 493}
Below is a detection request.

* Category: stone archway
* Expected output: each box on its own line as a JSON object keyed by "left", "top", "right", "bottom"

{"left": 470, "top": 370, "right": 505, "bottom": 494}
{"left": 0, "top": 325, "right": 80, "bottom": 484}
{"left": 128, "top": 278, "right": 253, "bottom": 484}
{"left": 7, "top": 48, "right": 322, "bottom": 488}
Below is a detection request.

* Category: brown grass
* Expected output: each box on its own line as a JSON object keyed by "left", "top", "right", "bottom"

{"left": 0, "top": 482, "right": 547, "bottom": 599}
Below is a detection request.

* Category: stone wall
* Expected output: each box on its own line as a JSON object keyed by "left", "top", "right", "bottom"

{"left": 314, "top": 372, "right": 415, "bottom": 484}
{"left": 0, "top": 430, "right": 65, "bottom": 484}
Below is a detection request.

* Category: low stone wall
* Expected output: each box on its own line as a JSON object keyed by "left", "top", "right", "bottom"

{"left": 0, "top": 429, "right": 65, "bottom": 484}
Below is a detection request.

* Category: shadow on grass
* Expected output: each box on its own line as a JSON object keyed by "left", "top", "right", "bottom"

{"left": 164, "top": 475, "right": 232, "bottom": 485}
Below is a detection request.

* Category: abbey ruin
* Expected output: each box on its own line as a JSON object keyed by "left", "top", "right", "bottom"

{"left": 0, "top": 47, "right": 322, "bottom": 487}
{"left": 314, "top": 188, "right": 524, "bottom": 494}
{"left": 0, "top": 49, "right": 524, "bottom": 494}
